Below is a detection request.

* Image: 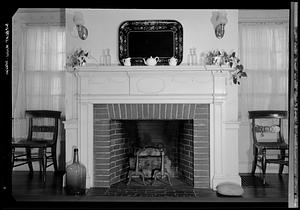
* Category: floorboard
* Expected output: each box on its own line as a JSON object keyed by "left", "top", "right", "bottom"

{"left": 8, "top": 171, "right": 288, "bottom": 208}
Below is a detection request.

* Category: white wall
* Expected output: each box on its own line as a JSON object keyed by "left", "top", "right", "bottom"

{"left": 238, "top": 9, "right": 289, "bottom": 22}
{"left": 66, "top": 9, "right": 238, "bottom": 65}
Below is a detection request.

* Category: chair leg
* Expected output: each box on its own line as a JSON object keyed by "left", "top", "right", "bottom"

{"left": 39, "top": 149, "right": 43, "bottom": 173}
{"left": 261, "top": 149, "right": 267, "bottom": 185}
{"left": 39, "top": 159, "right": 43, "bottom": 173}
{"left": 51, "top": 147, "right": 58, "bottom": 172}
{"left": 127, "top": 171, "right": 133, "bottom": 186}
{"left": 251, "top": 147, "right": 258, "bottom": 175}
{"left": 278, "top": 149, "right": 285, "bottom": 175}
{"left": 42, "top": 147, "right": 47, "bottom": 184}
{"left": 26, "top": 148, "right": 33, "bottom": 174}
{"left": 11, "top": 147, "right": 15, "bottom": 170}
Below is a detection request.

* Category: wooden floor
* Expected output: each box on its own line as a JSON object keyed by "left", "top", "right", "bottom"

{"left": 7, "top": 171, "right": 289, "bottom": 208}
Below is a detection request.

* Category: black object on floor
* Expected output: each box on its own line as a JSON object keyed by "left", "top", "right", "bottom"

{"left": 241, "top": 175, "right": 270, "bottom": 187}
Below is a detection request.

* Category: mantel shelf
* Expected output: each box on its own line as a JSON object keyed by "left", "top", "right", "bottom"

{"left": 67, "top": 64, "right": 234, "bottom": 72}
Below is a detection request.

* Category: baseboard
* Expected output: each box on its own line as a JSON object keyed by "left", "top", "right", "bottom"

{"left": 239, "top": 162, "right": 288, "bottom": 174}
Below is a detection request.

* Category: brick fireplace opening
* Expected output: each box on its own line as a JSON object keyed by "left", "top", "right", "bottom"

{"left": 93, "top": 103, "right": 210, "bottom": 188}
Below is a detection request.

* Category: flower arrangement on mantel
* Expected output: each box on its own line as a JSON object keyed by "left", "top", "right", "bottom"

{"left": 204, "top": 50, "right": 247, "bottom": 85}
{"left": 66, "top": 48, "right": 89, "bottom": 70}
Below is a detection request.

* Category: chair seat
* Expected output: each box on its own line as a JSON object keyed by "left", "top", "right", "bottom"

{"left": 12, "top": 139, "right": 53, "bottom": 148}
{"left": 265, "top": 159, "right": 288, "bottom": 165}
{"left": 254, "top": 142, "right": 288, "bottom": 150}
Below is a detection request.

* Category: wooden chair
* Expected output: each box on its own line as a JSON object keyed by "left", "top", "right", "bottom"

{"left": 12, "top": 110, "right": 61, "bottom": 184}
{"left": 248, "top": 110, "right": 288, "bottom": 184}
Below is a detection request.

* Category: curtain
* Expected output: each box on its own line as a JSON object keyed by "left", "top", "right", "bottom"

{"left": 24, "top": 26, "right": 66, "bottom": 112}
{"left": 12, "top": 25, "right": 66, "bottom": 137}
{"left": 238, "top": 22, "right": 289, "bottom": 122}
{"left": 13, "top": 25, "right": 26, "bottom": 120}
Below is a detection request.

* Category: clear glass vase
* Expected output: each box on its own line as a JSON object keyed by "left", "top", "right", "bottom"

{"left": 65, "top": 148, "right": 86, "bottom": 195}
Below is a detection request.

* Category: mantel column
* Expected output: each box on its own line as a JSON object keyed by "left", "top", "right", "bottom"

{"left": 210, "top": 71, "right": 241, "bottom": 190}
{"left": 78, "top": 101, "right": 94, "bottom": 188}
{"left": 211, "top": 100, "right": 226, "bottom": 189}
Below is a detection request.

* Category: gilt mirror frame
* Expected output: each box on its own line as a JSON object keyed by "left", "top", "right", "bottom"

{"left": 119, "top": 20, "right": 183, "bottom": 66}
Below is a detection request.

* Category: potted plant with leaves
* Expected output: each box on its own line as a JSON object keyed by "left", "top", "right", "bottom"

{"left": 66, "top": 48, "right": 89, "bottom": 70}
{"left": 204, "top": 50, "right": 247, "bottom": 85}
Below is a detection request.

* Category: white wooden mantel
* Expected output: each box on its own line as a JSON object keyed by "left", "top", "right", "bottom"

{"left": 63, "top": 64, "right": 241, "bottom": 190}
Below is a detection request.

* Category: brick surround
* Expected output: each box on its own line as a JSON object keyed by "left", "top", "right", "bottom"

{"left": 179, "top": 120, "right": 194, "bottom": 185}
{"left": 93, "top": 103, "right": 210, "bottom": 188}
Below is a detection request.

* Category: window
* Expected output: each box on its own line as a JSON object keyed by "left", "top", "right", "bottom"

{"left": 24, "top": 26, "right": 66, "bottom": 113}
{"left": 238, "top": 22, "right": 289, "bottom": 122}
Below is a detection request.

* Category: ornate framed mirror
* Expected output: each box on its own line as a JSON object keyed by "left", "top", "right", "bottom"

{"left": 119, "top": 20, "right": 183, "bottom": 66}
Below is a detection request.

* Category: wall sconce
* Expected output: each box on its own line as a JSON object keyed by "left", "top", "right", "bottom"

{"left": 211, "top": 11, "right": 228, "bottom": 39}
{"left": 73, "top": 12, "right": 88, "bottom": 40}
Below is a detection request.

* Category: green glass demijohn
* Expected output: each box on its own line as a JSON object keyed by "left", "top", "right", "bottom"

{"left": 66, "top": 147, "right": 86, "bottom": 195}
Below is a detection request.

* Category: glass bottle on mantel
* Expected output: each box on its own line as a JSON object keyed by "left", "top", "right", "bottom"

{"left": 191, "top": 48, "right": 198, "bottom": 65}
{"left": 105, "top": 49, "right": 111, "bottom": 66}
{"left": 187, "top": 48, "right": 193, "bottom": 65}
{"left": 66, "top": 147, "right": 86, "bottom": 195}
{"left": 99, "top": 50, "right": 105, "bottom": 66}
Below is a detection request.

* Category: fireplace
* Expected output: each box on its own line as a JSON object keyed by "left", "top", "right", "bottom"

{"left": 64, "top": 65, "right": 241, "bottom": 190}
{"left": 93, "top": 103, "right": 209, "bottom": 188}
